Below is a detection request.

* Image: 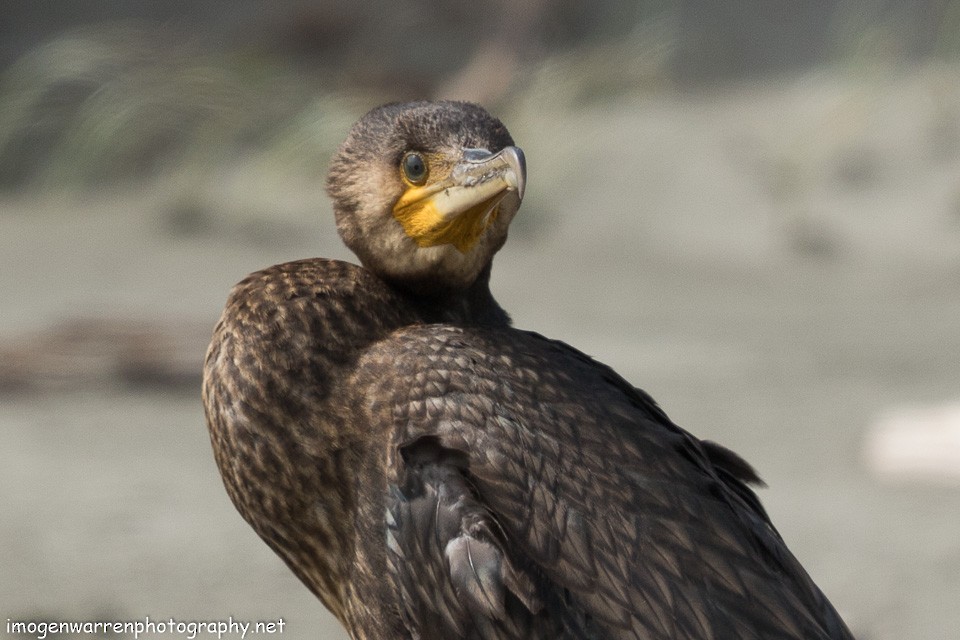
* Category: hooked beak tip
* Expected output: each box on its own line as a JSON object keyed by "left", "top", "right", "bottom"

{"left": 502, "top": 146, "right": 526, "bottom": 201}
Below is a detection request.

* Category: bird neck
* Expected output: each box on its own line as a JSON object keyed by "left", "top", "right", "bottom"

{"left": 396, "top": 262, "right": 512, "bottom": 327}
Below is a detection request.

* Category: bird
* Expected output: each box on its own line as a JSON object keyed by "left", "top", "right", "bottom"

{"left": 202, "top": 100, "right": 855, "bottom": 640}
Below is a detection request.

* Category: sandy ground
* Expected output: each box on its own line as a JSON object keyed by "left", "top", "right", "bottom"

{"left": 3, "top": 73, "right": 960, "bottom": 639}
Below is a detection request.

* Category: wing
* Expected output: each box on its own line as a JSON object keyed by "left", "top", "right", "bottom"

{"left": 382, "top": 436, "right": 561, "bottom": 639}
{"left": 354, "top": 324, "right": 854, "bottom": 640}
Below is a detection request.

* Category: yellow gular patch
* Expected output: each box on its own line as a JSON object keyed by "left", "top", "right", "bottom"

{"left": 393, "top": 196, "right": 499, "bottom": 253}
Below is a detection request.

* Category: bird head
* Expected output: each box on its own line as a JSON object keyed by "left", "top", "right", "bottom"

{"left": 327, "top": 101, "right": 526, "bottom": 294}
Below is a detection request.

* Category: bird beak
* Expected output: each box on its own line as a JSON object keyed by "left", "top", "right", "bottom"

{"left": 451, "top": 145, "right": 526, "bottom": 204}
{"left": 393, "top": 146, "right": 526, "bottom": 253}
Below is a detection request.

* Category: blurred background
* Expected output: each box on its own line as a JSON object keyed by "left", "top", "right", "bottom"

{"left": 2, "top": 2, "right": 960, "bottom": 639}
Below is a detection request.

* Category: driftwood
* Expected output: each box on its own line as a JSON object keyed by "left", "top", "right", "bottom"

{"left": 0, "top": 318, "right": 211, "bottom": 394}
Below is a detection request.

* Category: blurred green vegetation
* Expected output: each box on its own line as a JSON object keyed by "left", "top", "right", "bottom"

{"left": 1, "top": 1, "right": 960, "bottom": 194}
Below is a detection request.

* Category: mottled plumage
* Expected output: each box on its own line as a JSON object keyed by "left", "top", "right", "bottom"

{"left": 203, "top": 101, "right": 854, "bottom": 639}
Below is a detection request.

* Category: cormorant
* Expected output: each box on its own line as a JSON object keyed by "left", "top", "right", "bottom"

{"left": 202, "top": 101, "right": 854, "bottom": 639}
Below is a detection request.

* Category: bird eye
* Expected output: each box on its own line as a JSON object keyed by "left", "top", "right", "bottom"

{"left": 402, "top": 152, "right": 428, "bottom": 185}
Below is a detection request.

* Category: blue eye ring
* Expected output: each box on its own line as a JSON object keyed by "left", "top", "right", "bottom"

{"left": 402, "top": 152, "right": 428, "bottom": 185}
